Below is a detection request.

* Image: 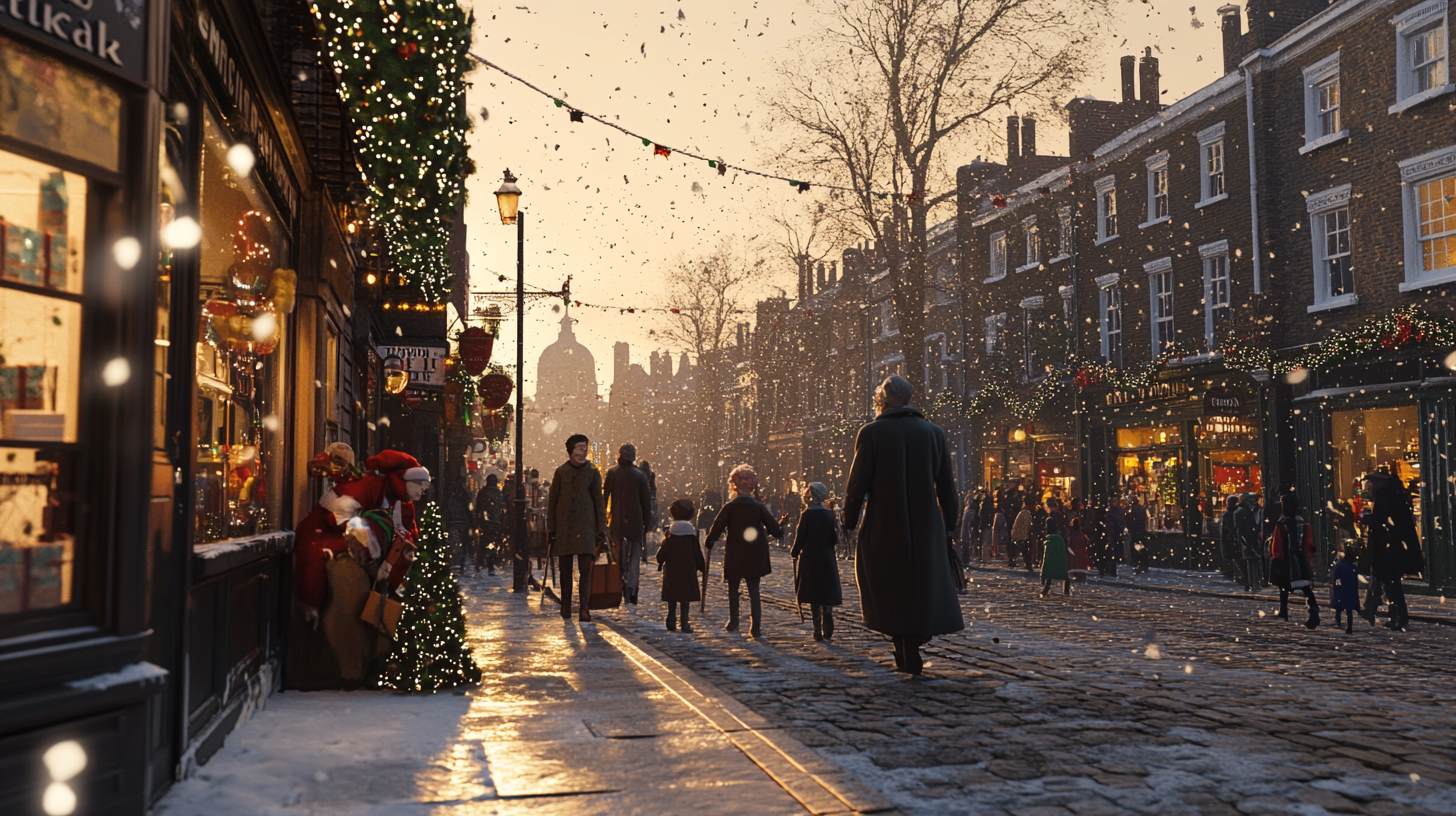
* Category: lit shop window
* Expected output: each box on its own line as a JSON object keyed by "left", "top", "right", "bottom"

{"left": 0, "top": 149, "right": 87, "bottom": 615}
{"left": 192, "top": 111, "right": 294, "bottom": 545}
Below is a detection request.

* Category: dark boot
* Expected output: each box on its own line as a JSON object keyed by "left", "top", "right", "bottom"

{"left": 560, "top": 578, "right": 573, "bottom": 620}
{"left": 666, "top": 604, "right": 678, "bottom": 632}
{"left": 823, "top": 607, "right": 834, "bottom": 641}
{"left": 1277, "top": 591, "right": 1289, "bottom": 620}
{"left": 1305, "top": 597, "right": 1320, "bottom": 630}
{"left": 749, "top": 584, "right": 763, "bottom": 638}
{"left": 811, "top": 605, "right": 824, "bottom": 641}
{"left": 725, "top": 586, "right": 740, "bottom": 632}
{"left": 680, "top": 605, "right": 693, "bottom": 633}
{"left": 891, "top": 637, "right": 906, "bottom": 671}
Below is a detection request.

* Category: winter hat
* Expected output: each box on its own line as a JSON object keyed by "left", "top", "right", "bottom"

{"left": 670, "top": 498, "right": 695, "bottom": 520}
{"left": 618, "top": 443, "right": 636, "bottom": 464}
{"left": 801, "top": 482, "right": 829, "bottom": 506}
{"left": 366, "top": 449, "right": 426, "bottom": 500}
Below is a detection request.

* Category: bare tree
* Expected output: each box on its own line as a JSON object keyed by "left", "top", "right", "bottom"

{"left": 658, "top": 240, "right": 766, "bottom": 488}
{"left": 769, "top": 0, "right": 1110, "bottom": 359}
{"left": 766, "top": 199, "right": 854, "bottom": 283}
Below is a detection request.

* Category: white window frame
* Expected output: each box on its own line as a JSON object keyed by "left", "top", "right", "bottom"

{"left": 1200, "top": 240, "right": 1232, "bottom": 352}
{"left": 1053, "top": 205, "right": 1072, "bottom": 262}
{"left": 1306, "top": 183, "right": 1359, "bottom": 310}
{"left": 1142, "top": 151, "right": 1171, "bottom": 228}
{"left": 987, "top": 230, "right": 1008, "bottom": 282}
{"left": 1145, "top": 257, "right": 1175, "bottom": 357}
{"left": 1017, "top": 216, "right": 1041, "bottom": 272}
{"left": 984, "top": 312, "right": 1008, "bottom": 356}
{"left": 1399, "top": 143, "right": 1456, "bottom": 290}
{"left": 1301, "top": 52, "right": 1349, "bottom": 154}
{"left": 1095, "top": 175, "right": 1119, "bottom": 244}
{"left": 1020, "top": 296, "right": 1045, "bottom": 380}
{"left": 1390, "top": 0, "right": 1453, "bottom": 114}
{"left": 1197, "top": 122, "right": 1228, "bottom": 207}
{"left": 1096, "top": 273, "right": 1123, "bottom": 367}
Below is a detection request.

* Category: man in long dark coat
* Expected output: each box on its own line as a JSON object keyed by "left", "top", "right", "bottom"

{"left": 1362, "top": 471, "right": 1424, "bottom": 630}
{"left": 603, "top": 443, "right": 654, "bottom": 605}
{"left": 842, "top": 376, "right": 963, "bottom": 675}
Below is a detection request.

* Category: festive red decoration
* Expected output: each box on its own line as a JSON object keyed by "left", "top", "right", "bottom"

{"left": 991, "top": 195, "right": 1007, "bottom": 208}
{"left": 479, "top": 373, "right": 514, "bottom": 410}
{"left": 653, "top": 144, "right": 671, "bottom": 158}
{"left": 396, "top": 42, "right": 418, "bottom": 58}
{"left": 458, "top": 327, "right": 494, "bottom": 376}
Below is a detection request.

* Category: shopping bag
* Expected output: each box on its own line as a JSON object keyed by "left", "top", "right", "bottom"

{"left": 589, "top": 548, "right": 622, "bottom": 609}
{"left": 360, "top": 581, "right": 404, "bottom": 638}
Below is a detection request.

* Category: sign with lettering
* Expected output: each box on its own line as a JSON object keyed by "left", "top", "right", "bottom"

{"left": 0, "top": 0, "right": 146, "bottom": 83}
{"left": 377, "top": 345, "right": 446, "bottom": 389}
{"left": 1203, "top": 387, "right": 1245, "bottom": 418}
{"left": 195, "top": 5, "right": 299, "bottom": 222}
{"left": 1103, "top": 380, "right": 1193, "bottom": 406}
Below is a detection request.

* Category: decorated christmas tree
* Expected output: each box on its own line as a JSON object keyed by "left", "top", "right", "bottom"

{"left": 379, "top": 502, "right": 481, "bottom": 692}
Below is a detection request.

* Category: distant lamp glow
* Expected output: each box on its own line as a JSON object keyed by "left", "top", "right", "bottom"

{"left": 1010, "top": 428, "right": 1026, "bottom": 443}
{"left": 494, "top": 168, "right": 522, "bottom": 225}
{"left": 366, "top": 273, "right": 377, "bottom": 285}
{"left": 383, "top": 355, "right": 409, "bottom": 394}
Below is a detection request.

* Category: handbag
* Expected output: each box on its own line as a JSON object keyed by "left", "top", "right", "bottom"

{"left": 360, "top": 580, "right": 404, "bottom": 638}
{"left": 947, "top": 536, "right": 967, "bottom": 592}
{"left": 589, "top": 545, "right": 623, "bottom": 609}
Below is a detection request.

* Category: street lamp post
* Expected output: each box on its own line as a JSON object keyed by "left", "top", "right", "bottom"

{"left": 495, "top": 170, "right": 530, "bottom": 593}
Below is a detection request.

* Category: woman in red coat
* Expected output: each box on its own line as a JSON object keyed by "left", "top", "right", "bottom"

{"left": 1065, "top": 517, "right": 1091, "bottom": 582}
{"left": 1271, "top": 492, "right": 1320, "bottom": 629}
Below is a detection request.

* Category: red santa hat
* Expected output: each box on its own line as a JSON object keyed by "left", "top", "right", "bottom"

{"left": 366, "top": 449, "right": 430, "bottom": 501}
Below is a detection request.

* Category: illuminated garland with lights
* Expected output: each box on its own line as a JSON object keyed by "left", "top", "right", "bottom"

{"left": 379, "top": 503, "right": 482, "bottom": 692}
{"left": 1222, "top": 306, "right": 1456, "bottom": 375}
{"left": 310, "top": 0, "right": 474, "bottom": 302}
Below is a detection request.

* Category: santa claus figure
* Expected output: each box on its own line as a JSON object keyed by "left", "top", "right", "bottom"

{"left": 346, "top": 450, "right": 431, "bottom": 592}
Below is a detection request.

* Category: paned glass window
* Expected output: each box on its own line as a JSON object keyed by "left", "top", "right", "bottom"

{"left": 1321, "top": 207, "right": 1354, "bottom": 297}
{"left": 1417, "top": 174, "right": 1456, "bottom": 274}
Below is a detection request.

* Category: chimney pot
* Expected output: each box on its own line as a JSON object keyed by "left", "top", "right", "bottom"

{"left": 1220, "top": 5, "right": 1243, "bottom": 74}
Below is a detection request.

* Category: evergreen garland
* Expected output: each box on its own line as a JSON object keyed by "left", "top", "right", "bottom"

{"left": 310, "top": 0, "right": 474, "bottom": 301}
{"left": 379, "top": 502, "right": 481, "bottom": 692}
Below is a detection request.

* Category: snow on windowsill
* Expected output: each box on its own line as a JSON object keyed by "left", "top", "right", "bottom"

{"left": 1388, "top": 83, "right": 1456, "bottom": 115}
{"left": 68, "top": 661, "right": 168, "bottom": 692}
{"left": 1049, "top": 253, "right": 1070, "bottom": 265}
{"left": 1398, "top": 267, "right": 1456, "bottom": 292}
{"left": 1138, "top": 216, "right": 1171, "bottom": 230}
{"left": 1014, "top": 262, "right": 1042, "bottom": 274}
{"left": 1307, "top": 292, "right": 1360, "bottom": 313}
{"left": 1196, "top": 193, "right": 1229, "bottom": 209}
{"left": 1298, "top": 129, "right": 1350, "bottom": 155}
{"left": 983, "top": 274, "right": 1007, "bottom": 284}
{"left": 1094, "top": 235, "right": 1120, "bottom": 246}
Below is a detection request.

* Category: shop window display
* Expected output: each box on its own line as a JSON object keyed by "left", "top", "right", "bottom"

{"left": 1116, "top": 425, "right": 1184, "bottom": 532}
{"left": 1331, "top": 404, "right": 1422, "bottom": 536}
{"left": 0, "top": 147, "right": 88, "bottom": 615}
{"left": 193, "top": 111, "right": 296, "bottom": 545}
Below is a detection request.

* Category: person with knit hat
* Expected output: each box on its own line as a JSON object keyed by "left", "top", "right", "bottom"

{"left": 548, "top": 434, "right": 608, "bottom": 621}
{"left": 655, "top": 498, "right": 706, "bottom": 632}
{"left": 604, "top": 443, "right": 654, "bottom": 604}
{"left": 790, "top": 482, "right": 842, "bottom": 642}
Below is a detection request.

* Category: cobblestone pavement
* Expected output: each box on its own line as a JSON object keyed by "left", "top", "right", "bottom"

{"left": 594, "top": 547, "right": 1456, "bottom": 815}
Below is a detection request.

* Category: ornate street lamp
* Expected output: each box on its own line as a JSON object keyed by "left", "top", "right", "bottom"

{"left": 497, "top": 169, "right": 529, "bottom": 592}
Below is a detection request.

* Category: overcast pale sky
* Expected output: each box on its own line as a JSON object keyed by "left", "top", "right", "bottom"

{"left": 461, "top": 0, "right": 1226, "bottom": 398}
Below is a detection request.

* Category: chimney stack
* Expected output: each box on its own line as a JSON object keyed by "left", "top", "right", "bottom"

{"left": 1139, "top": 47, "right": 1160, "bottom": 106}
{"left": 1220, "top": 5, "right": 1243, "bottom": 74}
{"left": 1120, "top": 55, "right": 1136, "bottom": 104}
{"left": 1006, "top": 115, "right": 1021, "bottom": 164}
{"left": 1021, "top": 117, "right": 1037, "bottom": 159}
{"left": 828, "top": 260, "right": 838, "bottom": 287}
{"left": 816, "top": 262, "right": 826, "bottom": 291}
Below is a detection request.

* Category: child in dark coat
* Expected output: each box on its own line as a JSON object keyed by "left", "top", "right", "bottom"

{"left": 1330, "top": 549, "right": 1360, "bottom": 634}
{"left": 790, "top": 482, "right": 842, "bottom": 641}
{"left": 656, "top": 499, "right": 706, "bottom": 632}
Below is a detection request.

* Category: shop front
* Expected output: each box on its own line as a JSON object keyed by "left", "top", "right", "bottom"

{"left": 1086, "top": 373, "right": 1263, "bottom": 570}
{"left": 0, "top": 3, "right": 173, "bottom": 813}
{"left": 1292, "top": 366, "right": 1456, "bottom": 591}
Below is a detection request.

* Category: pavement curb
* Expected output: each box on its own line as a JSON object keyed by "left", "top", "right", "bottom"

{"left": 965, "top": 564, "right": 1455, "bottom": 627}
{"left": 541, "top": 584, "right": 899, "bottom": 815}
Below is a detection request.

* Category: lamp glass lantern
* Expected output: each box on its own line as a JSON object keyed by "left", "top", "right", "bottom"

{"left": 495, "top": 169, "right": 522, "bottom": 225}
{"left": 383, "top": 355, "right": 409, "bottom": 394}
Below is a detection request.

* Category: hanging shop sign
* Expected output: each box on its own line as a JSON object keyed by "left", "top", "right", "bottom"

{"left": 1203, "top": 387, "right": 1245, "bottom": 418}
{"left": 377, "top": 345, "right": 446, "bottom": 389}
{"left": 0, "top": 0, "right": 147, "bottom": 83}
{"left": 1104, "top": 380, "right": 1193, "bottom": 407}
{"left": 195, "top": 4, "right": 299, "bottom": 222}
{"left": 1199, "top": 417, "right": 1258, "bottom": 444}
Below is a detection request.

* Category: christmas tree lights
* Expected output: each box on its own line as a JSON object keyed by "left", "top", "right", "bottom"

{"left": 310, "top": 0, "right": 474, "bottom": 301}
{"left": 379, "top": 503, "right": 481, "bottom": 692}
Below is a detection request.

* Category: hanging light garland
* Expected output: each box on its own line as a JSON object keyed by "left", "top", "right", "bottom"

{"left": 310, "top": 0, "right": 474, "bottom": 302}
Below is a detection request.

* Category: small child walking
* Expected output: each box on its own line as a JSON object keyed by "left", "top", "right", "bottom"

{"left": 1330, "top": 548, "right": 1360, "bottom": 634}
{"left": 656, "top": 499, "right": 706, "bottom": 633}
{"left": 1041, "top": 529, "right": 1070, "bottom": 596}
{"left": 790, "top": 482, "right": 842, "bottom": 641}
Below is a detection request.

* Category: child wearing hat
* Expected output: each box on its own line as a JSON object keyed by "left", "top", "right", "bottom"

{"left": 655, "top": 498, "right": 706, "bottom": 632}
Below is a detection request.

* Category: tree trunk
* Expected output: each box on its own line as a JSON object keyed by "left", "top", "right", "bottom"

{"left": 890, "top": 203, "right": 930, "bottom": 392}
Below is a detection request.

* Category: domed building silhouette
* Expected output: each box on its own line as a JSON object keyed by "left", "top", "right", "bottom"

{"left": 526, "top": 306, "right": 602, "bottom": 469}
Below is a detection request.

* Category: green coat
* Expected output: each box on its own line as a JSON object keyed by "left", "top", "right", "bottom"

{"left": 1040, "top": 533, "right": 1069, "bottom": 582}
{"left": 547, "top": 460, "right": 607, "bottom": 556}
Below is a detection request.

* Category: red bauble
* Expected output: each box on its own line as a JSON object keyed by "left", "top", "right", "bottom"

{"left": 397, "top": 42, "right": 418, "bottom": 58}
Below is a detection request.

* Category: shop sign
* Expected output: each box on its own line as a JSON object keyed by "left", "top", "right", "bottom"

{"left": 1199, "top": 417, "right": 1258, "bottom": 442}
{"left": 1104, "top": 380, "right": 1193, "bottom": 406}
{"left": 377, "top": 345, "right": 446, "bottom": 389}
{"left": 1203, "top": 387, "right": 1244, "bottom": 418}
{"left": 0, "top": 0, "right": 146, "bottom": 83}
{"left": 195, "top": 5, "right": 299, "bottom": 221}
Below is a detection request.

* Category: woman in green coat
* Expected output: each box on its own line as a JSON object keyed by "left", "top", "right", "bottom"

{"left": 1040, "top": 531, "right": 1070, "bottom": 597}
